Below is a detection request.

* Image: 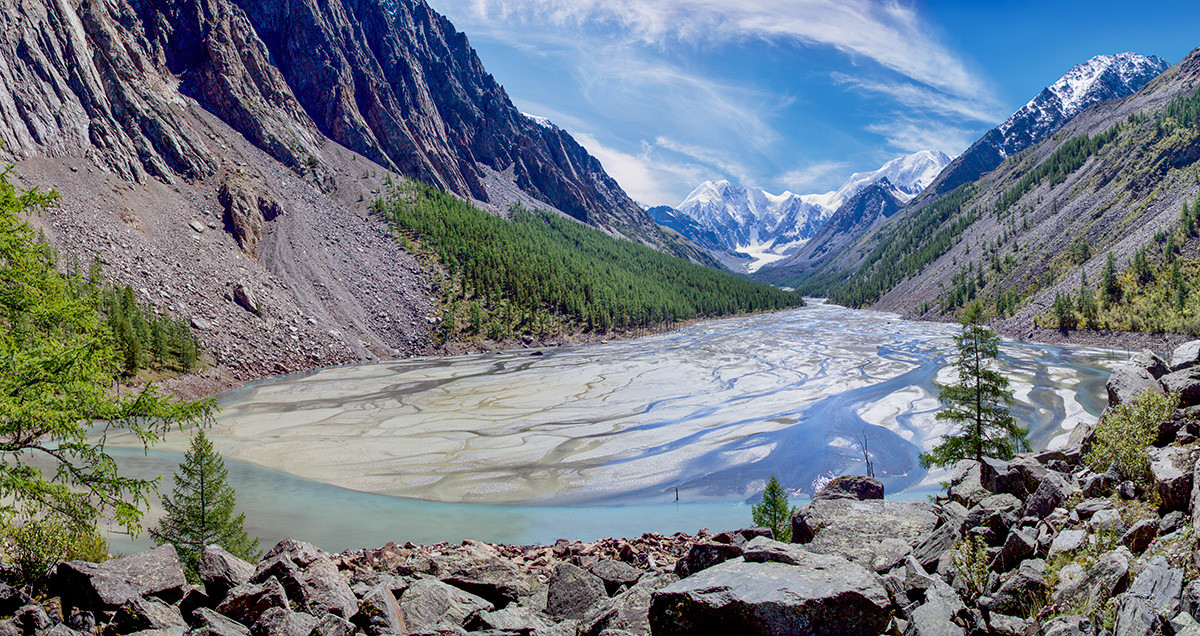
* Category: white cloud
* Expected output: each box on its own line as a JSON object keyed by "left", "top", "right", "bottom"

{"left": 831, "top": 73, "right": 1005, "bottom": 124}
{"left": 457, "top": 0, "right": 993, "bottom": 103}
{"left": 653, "top": 136, "right": 756, "bottom": 186}
{"left": 866, "top": 117, "right": 981, "bottom": 156}
{"left": 570, "top": 133, "right": 708, "bottom": 206}
{"left": 775, "top": 161, "right": 851, "bottom": 193}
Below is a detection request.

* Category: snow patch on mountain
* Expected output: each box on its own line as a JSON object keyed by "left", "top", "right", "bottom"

{"left": 673, "top": 150, "right": 951, "bottom": 272}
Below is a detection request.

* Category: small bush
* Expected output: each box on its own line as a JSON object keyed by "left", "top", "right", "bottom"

{"left": 1086, "top": 391, "right": 1178, "bottom": 483}
{"left": 5, "top": 518, "right": 109, "bottom": 585}
{"left": 951, "top": 535, "right": 990, "bottom": 602}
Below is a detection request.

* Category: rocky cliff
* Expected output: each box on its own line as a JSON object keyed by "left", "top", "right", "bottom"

{"left": 0, "top": 0, "right": 705, "bottom": 394}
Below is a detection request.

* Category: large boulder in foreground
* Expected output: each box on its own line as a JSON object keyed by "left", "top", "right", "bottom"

{"left": 649, "top": 539, "right": 889, "bottom": 635}
{"left": 1106, "top": 365, "right": 1163, "bottom": 407}
{"left": 791, "top": 498, "right": 938, "bottom": 567}
{"left": 53, "top": 545, "right": 187, "bottom": 612}
{"left": 811, "top": 475, "right": 884, "bottom": 502}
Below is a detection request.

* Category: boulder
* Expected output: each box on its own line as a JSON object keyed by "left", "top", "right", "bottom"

{"left": 13, "top": 605, "right": 52, "bottom": 634}
{"left": 1074, "top": 498, "right": 1114, "bottom": 518}
{"left": 216, "top": 579, "right": 289, "bottom": 627}
{"left": 433, "top": 542, "right": 533, "bottom": 607}
{"left": 191, "top": 608, "right": 250, "bottom": 636}
{"left": 791, "top": 499, "right": 937, "bottom": 566}
{"left": 262, "top": 540, "right": 326, "bottom": 569}
{"left": 1132, "top": 350, "right": 1170, "bottom": 378}
{"left": 307, "top": 614, "right": 355, "bottom": 636}
{"left": 908, "top": 579, "right": 967, "bottom": 636}
{"left": 991, "top": 529, "right": 1035, "bottom": 573}
{"left": 0, "top": 585, "right": 33, "bottom": 617}
{"left": 1121, "top": 518, "right": 1160, "bottom": 555}
{"left": 587, "top": 560, "right": 642, "bottom": 596}
{"left": 986, "top": 559, "right": 1045, "bottom": 616}
{"left": 579, "top": 571, "right": 678, "bottom": 636}
{"left": 200, "top": 546, "right": 256, "bottom": 606}
{"left": 1048, "top": 530, "right": 1088, "bottom": 560}
{"left": 105, "top": 597, "right": 186, "bottom": 635}
{"left": 946, "top": 461, "right": 988, "bottom": 508}
{"left": 397, "top": 579, "right": 491, "bottom": 633}
{"left": 54, "top": 545, "right": 187, "bottom": 612}
{"left": 979, "top": 458, "right": 1025, "bottom": 497}
{"left": 1090, "top": 509, "right": 1127, "bottom": 536}
{"left": 1042, "top": 616, "right": 1094, "bottom": 636}
{"left": 1107, "top": 365, "right": 1164, "bottom": 406}
{"left": 1022, "top": 471, "right": 1070, "bottom": 519}
{"left": 249, "top": 608, "right": 316, "bottom": 636}
{"left": 868, "top": 537, "right": 911, "bottom": 574}
{"left": 1171, "top": 340, "right": 1200, "bottom": 372}
{"left": 910, "top": 524, "right": 958, "bottom": 573}
{"left": 674, "top": 543, "right": 743, "bottom": 578}
{"left": 547, "top": 562, "right": 607, "bottom": 621}
{"left": 649, "top": 546, "right": 889, "bottom": 635}
{"left": 1161, "top": 367, "right": 1200, "bottom": 407}
{"left": 1150, "top": 445, "right": 1196, "bottom": 512}
{"left": 233, "top": 283, "right": 261, "bottom": 316}
{"left": 476, "top": 606, "right": 555, "bottom": 633}
{"left": 294, "top": 559, "right": 357, "bottom": 619}
{"left": 351, "top": 585, "right": 405, "bottom": 636}
{"left": 811, "top": 475, "right": 883, "bottom": 501}
{"left": 1053, "top": 548, "right": 1131, "bottom": 615}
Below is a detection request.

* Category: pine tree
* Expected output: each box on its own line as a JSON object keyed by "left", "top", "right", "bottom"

{"left": 1101, "top": 252, "right": 1122, "bottom": 306}
{"left": 920, "top": 302, "right": 1029, "bottom": 468}
{"left": 151, "top": 430, "right": 260, "bottom": 576}
{"left": 751, "top": 475, "right": 795, "bottom": 542}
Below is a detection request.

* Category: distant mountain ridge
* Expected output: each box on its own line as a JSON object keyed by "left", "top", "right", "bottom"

{"left": 925, "top": 52, "right": 1169, "bottom": 198}
{"left": 669, "top": 150, "right": 950, "bottom": 272}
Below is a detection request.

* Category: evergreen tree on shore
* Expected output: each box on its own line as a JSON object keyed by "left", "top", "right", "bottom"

{"left": 151, "top": 430, "right": 260, "bottom": 576}
{"left": 920, "top": 302, "right": 1028, "bottom": 468}
{"left": 751, "top": 475, "right": 795, "bottom": 542}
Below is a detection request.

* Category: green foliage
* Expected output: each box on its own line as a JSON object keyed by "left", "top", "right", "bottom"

{"left": 5, "top": 517, "right": 109, "bottom": 585}
{"left": 377, "top": 180, "right": 802, "bottom": 338}
{"left": 920, "top": 302, "right": 1028, "bottom": 468}
{"left": 951, "top": 535, "right": 991, "bottom": 603}
{"left": 150, "top": 430, "right": 261, "bottom": 578}
{"left": 1101, "top": 252, "right": 1121, "bottom": 306}
{"left": 0, "top": 167, "right": 215, "bottom": 537}
{"left": 1086, "top": 391, "right": 1178, "bottom": 484}
{"left": 994, "top": 126, "right": 1120, "bottom": 214}
{"left": 829, "top": 185, "right": 980, "bottom": 308}
{"left": 1052, "top": 292, "right": 1076, "bottom": 329}
{"left": 750, "top": 475, "right": 795, "bottom": 542}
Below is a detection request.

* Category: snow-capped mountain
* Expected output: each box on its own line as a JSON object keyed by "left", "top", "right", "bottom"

{"left": 671, "top": 150, "right": 951, "bottom": 272}
{"left": 928, "top": 52, "right": 1169, "bottom": 197}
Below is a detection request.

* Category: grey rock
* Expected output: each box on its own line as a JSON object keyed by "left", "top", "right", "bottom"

{"left": 397, "top": 578, "right": 491, "bottom": 633}
{"left": 200, "top": 546, "right": 256, "bottom": 606}
{"left": 306, "top": 613, "right": 355, "bottom": 636}
{"left": 910, "top": 524, "right": 958, "bottom": 573}
{"left": 673, "top": 542, "right": 743, "bottom": 578}
{"left": 1081, "top": 465, "right": 1120, "bottom": 498}
{"left": 1107, "top": 365, "right": 1164, "bottom": 406}
{"left": 547, "top": 562, "right": 606, "bottom": 621}
{"left": 249, "top": 608, "right": 316, "bottom": 636}
{"left": 991, "top": 529, "right": 1035, "bottom": 573}
{"left": 295, "top": 559, "right": 357, "bottom": 619}
{"left": 1171, "top": 340, "right": 1200, "bottom": 372}
{"left": 1090, "top": 508, "right": 1126, "bottom": 535}
{"left": 476, "top": 606, "right": 553, "bottom": 633}
{"left": 869, "top": 537, "right": 911, "bottom": 574}
{"left": 351, "top": 585, "right": 405, "bottom": 636}
{"left": 233, "top": 283, "right": 261, "bottom": 315}
{"left": 1048, "top": 529, "right": 1088, "bottom": 560}
{"left": 987, "top": 559, "right": 1045, "bottom": 616}
{"left": 977, "top": 493, "right": 1022, "bottom": 514}
{"left": 587, "top": 560, "right": 642, "bottom": 596}
{"left": 1121, "top": 518, "right": 1159, "bottom": 555}
{"left": 1171, "top": 612, "right": 1200, "bottom": 635}
{"left": 649, "top": 554, "right": 889, "bottom": 635}
{"left": 1053, "top": 547, "right": 1131, "bottom": 616}
{"left": 216, "top": 579, "right": 289, "bottom": 627}
{"left": 1074, "top": 498, "right": 1114, "bottom": 518}
{"left": 262, "top": 540, "right": 326, "bottom": 569}
{"left": 1161, "top": 367, "right": 1200, "bottom": 407}
{"left": 908, "top": 579, "right": 966, "bottom": 636}
{"left": 1021, "top": 471, "right": 1069, "bottom": 519}
{"left": 54, "top": 545, "right": 187, "bottom": 611}
{"left": 1126, "top": 557, "right": 1183, "bottom": 618}
{"left": 1150, "top": 445, "right": 1195, "bottom": 512}
{"left": 979, "top": 458, "right": 1025, "bottom": 497}
{"left": 433, "top": 542, "right": 532, "bottom": 607}
{"left": 791, "top": 498, "right": 938, "bottom": 566}
{"left": 811, "top": 475, "right": 884, "bottom": 501}
{"left": 106, "top": 597, "right": 186, "bottom": 635}
{"left": 1182, "top": 579, "right": 1200, "bottom": 621}
{"left": 946, "top": 461, "right": 988, "bottom": 508}
{"left": 1162, "top": 510, "right": 1185, "bottom": 535}
{"left": 986, "top": 613, "right": 1031, "bottom": 636}
{"left": 1132, "top": 349, "right": 1170, "bottom": 377}
{"left": 1114, "top": 595, "right": 1161, "bottom": 636}
{"left": 190, "top": 608, "right": 250, "bottom": 636}
{"left": 13, "top": 605, "right": 51, "bottom": 634}
{"left": 579, "top": 570, "right": 677, "bottom": 636}
{"left": 0, "top": 585, "right": 34, "bottom": 616}
{"left": 1042, "top": 615, "right": 1093, "bottom": 636}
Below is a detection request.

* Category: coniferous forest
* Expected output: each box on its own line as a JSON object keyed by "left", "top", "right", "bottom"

{"left": 375, "top": 179, "right": 803, "bottom": 341}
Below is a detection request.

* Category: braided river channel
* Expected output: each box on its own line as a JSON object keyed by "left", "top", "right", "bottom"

{"left": 107, "top": 301, "right": 1126, "bottom": 552}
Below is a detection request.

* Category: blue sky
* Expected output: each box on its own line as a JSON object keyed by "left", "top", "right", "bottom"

{"left": 424, "top": 0, "right": 1200, "bottom": 207}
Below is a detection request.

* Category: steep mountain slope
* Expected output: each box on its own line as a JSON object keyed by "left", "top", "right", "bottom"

{"left": 778, "top": 52, "right": 1172, "bottom": 296}
{"left": 0, "top": 0, "right": 722, "bottom": 394}
{"left": 670, "top": 150, "right": 949, "bottom": 272}
{"left": 828, "top": 46, "right": 1200, "bottom": 333}
{"left": 925, "top": 53, "right": 1169, "bottom": 198}
{"left": 756, "top": 180, "right": 905, "bottom": 282}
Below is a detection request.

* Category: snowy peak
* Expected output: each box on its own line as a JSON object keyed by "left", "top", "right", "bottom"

{"left": 671, "top": 150, "right": 951, "bottom": 272}
{"left": 997, "top": 53, "right": 1169, "bottom": 150}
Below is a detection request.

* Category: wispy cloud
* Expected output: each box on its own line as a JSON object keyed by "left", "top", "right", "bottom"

{"left": 460, "top": 0, "right": 993, "bottom": 103}
{"left": 831, "top": 73, "right": 1005, "bottom": 124}
{"left": 653, "top": 136, "right": 756, "bottom": 186}
{"left": 570, "top": 133, "right": 709, "bottom": 206}
{"left": 866, "top": 117, "right": 981, "bottom": 156}
{"left": 775, "top": 161, "right": 851, "bottom": 193}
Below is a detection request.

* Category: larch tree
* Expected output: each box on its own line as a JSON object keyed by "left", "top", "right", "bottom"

{"left": 151, "top": 429, "right": 261, "bottom": 576}
{"left": 919, "top": 301, "right": 1029, "bottom": 468}
{"left": 751, "top": 475, "right": 795, "bottom": 542}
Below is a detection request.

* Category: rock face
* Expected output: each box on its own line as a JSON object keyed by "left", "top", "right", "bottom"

{"left": 791, "top": 498, "right": 938, "bottom": 568}
{"left": 649, "top": 540, "right": 891, "bottom": 635}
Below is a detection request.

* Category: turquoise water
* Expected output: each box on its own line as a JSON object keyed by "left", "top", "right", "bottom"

{"left": 106, "top": 303, "right": 1124, "bottom": 553}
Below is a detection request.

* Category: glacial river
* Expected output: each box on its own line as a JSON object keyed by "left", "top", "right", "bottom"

{"left": 106, "top": 302, "right": 1124, "bottom": 552}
